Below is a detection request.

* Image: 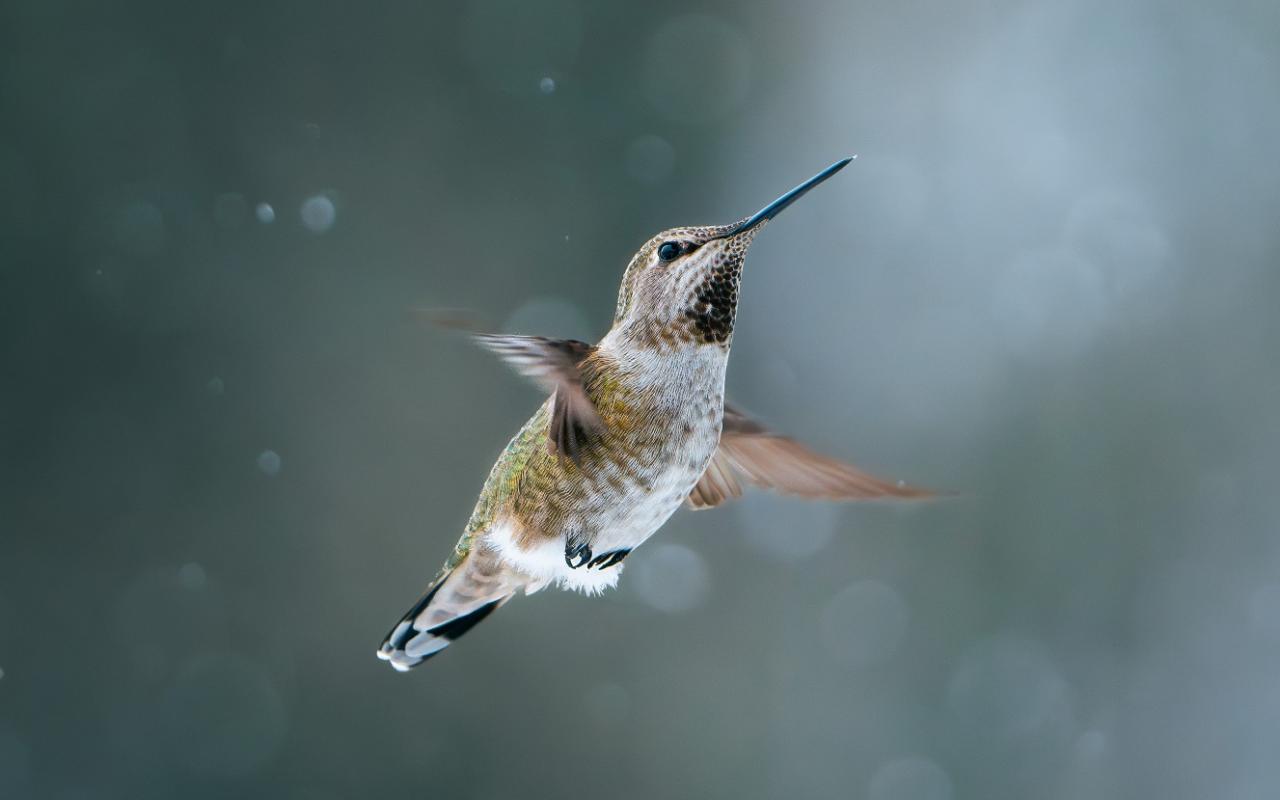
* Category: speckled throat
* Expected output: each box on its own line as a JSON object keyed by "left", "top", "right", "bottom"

{"left": 609, "top": 222, "right": 760, "bottom": 352}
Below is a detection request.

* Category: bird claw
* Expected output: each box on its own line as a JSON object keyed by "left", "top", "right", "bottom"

{"left": 564, "top": 541, "right": 592, "bottom": 569}
{"left": 587, "top": 548, "right": 631, "bottom": 570}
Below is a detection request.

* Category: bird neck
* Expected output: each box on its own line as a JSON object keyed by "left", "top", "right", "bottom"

{"left": 595, "top": 327, "right": 729, "bottom": 405}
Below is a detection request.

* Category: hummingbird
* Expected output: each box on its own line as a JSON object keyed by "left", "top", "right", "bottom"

{"left": 377, "top": 158, "right": 930, "bottom": 671}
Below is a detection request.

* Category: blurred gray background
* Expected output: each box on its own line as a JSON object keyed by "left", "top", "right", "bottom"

{"left": 2, "top": 0, "right": 1279, "bottom": 798}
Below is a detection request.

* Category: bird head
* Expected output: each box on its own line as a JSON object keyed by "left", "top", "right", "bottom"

{"left": 610, "top": 157, "right": 853, "bottom": 350}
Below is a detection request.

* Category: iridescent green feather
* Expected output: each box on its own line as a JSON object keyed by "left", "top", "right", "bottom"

{"left": 443, "top": 402, "right": 552, "bottom": 571}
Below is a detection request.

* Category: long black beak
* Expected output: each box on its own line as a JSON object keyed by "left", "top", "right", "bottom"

{"left": 722, "top": 157, "right": 855, "bottom": 237}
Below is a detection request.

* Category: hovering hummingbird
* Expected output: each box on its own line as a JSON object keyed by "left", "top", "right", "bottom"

{"left": 377, "top": 158, "right": 930, "bottom": 671}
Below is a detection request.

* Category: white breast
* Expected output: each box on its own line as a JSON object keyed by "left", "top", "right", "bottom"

{"left": 594, "top": 338, "right": 726, "bottom": 543}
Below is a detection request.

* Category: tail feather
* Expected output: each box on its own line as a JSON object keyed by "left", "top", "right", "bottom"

{"left": 377, "top": 550, "right": 518, "bottom": 671}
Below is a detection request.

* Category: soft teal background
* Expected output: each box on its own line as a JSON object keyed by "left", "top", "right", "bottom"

{"left": 3, "top": 1, "right": 1279, "bottom": 798}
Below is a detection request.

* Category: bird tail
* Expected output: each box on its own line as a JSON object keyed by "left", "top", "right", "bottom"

{"left": 377, "top": 549, "right": 518, "bottom": 671}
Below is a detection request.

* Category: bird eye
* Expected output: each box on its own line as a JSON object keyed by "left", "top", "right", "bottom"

{"left": 657, "top": 241, "right": 681, "bottom": 262}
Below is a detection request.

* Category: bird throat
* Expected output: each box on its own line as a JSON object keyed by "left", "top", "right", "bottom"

{"left": 685, "top": 266, "right": 740, "bottom": 345}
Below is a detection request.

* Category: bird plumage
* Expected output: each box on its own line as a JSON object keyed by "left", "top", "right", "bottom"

{"left": 377, "top": 158, "right": 932, "bottom": 671}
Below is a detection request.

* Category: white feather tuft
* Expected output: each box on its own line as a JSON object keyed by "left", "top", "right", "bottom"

{"left": 486, "top": 521, "right": 622, "bottom": 595}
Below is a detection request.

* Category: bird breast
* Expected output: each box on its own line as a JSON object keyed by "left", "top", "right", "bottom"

{"left": 509, "top": 341, "right": 728, "bottom": 554}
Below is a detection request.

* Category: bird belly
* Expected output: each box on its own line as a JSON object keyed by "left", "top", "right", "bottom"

{"left": 485, "top": 419, "right": 718, "bottom": 595}
{"left": 589, "top": 445, "right": 714, "bottom": 553}
{"left": 585, "top": 362, "right": 725, "bottom": 556}
{"left": 485, "top": 343, "right": 727, "bottom": 594}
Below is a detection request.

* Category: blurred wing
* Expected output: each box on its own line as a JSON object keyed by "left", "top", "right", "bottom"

{"left": 471, "top": 333, "right": 602, "bottom": 463}
{"left": 687, "top": 403, "right": 932, "bottom": 509}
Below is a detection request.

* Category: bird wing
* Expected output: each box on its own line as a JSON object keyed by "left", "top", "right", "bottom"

{"left": 470, "top": 333, "right": 603, "bottom": 463}
{"left": 687, "top": 402, "right": 932, "bottom": 509}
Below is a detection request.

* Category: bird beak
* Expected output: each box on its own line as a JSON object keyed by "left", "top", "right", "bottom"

{"left": 721, "top": 157, "right": 855, "bottom": 237}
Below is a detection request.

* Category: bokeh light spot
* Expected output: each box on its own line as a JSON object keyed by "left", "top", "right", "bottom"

{"left": 300, "top": 194, "right": 336, "bottom": 233}
{"left": 257, "top": 449, "right": 282, "bottom": 476}
{"left": 819, "top": 580, "right": 910, "bottom": 666}
{"left": 1075, "top": 729, "right": 1108, "bottom": 761}
{"left": 735, "top": 493, "right": 837, "bottom": 562}
{"left": 991, "top": 247, "right": 1106, "bottom": 356}
{"left": 178, "top": 562, "right": 207, "bottom": 590}
{"left": 630, "top": 543, "right": 709, "bottom": 613}
{"left": 868, "top": 756, "right": 952, "bottom": 800}
{"left": 947, "top": 636, "right": 1073, "bottom": 746}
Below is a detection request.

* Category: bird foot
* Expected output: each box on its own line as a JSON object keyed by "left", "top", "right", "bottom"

{"left": 587, "top": 548, "right": 631, "bottom": 570}
{"left": 565, "top": 541, "right": 592, "bottom": 569}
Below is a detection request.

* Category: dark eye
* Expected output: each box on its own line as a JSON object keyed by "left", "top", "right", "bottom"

{"left": 657, "top": 241, "right": 681, "bottom": 262}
